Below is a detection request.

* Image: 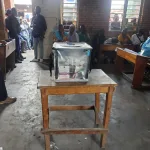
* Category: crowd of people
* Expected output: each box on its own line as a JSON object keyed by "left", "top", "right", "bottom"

{"left": 1, "top": 5, "right": 150, "bottom": 105}
{"left": 5, "top": 6, "right": 47, "bottom": 63}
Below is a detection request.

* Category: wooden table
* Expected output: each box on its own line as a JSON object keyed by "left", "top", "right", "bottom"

{"left": 38, "top": 69, "right": 117, "bottom": 150}
{"left": 116, "top": 47, "right": 150, "bottom": 89}
{"left": 0, "top": 39, "right": 16, "bottom": 79}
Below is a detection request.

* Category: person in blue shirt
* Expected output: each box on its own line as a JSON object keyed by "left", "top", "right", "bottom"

{"left": 53, "top": 24, "right": 68, "bottom": 42}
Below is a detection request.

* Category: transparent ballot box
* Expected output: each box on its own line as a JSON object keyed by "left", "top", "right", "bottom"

{"left": 52, "top": 42, "right": 92, "bottom": 82}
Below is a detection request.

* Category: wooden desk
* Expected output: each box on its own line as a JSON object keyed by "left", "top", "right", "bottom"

{"left": 38, "top": 69, "right": 117, "bottom": 150}
{"left": 116, "top": 47, "right": 150, "bottom": 89}
{"left": 0, "top": 39, "right": 16, "bottom": 79}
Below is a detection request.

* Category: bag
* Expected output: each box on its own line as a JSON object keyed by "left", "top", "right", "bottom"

{"left": 140, "top": 38, "right": 150, "bottom": 57}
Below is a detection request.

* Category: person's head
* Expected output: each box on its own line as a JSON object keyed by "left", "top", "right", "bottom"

{"left": 20, "top": 19, "right": 23, "bottom": 24}
{"left": 113, "top": 14, "right": 119, "bottom": 22}
{"left": 11, "top": 8, "right": 17, "bottom": 17}
{"left": 69, "top": 24, "right": 75, "bottom": 34}
{"left": 80, "top": 25, "right": 86, "bottom": 34}
{"left": 5, "top": 9, "right": 11, "bottom": 17}
{"left": 131, "top": 18, "right": 136, "bottom": 24}
{"left": 58, "top": 24, "right": 64, "bottom": 33}
{"left": 23, "top": 19, "right": 28, "bottom": 24}
{"left": 122, "top": 28, "right": 128, "bottom": 36}
{"left": 138, "top": 29, "right": 144, "bottom": 36}
{"left": 35, "top": 6, "right": 41, "bottom": 15}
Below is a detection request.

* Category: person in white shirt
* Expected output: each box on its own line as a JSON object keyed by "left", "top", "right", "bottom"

{"left": 68, "top": 24, "right": 79, "bottom": 42}
{"left": 131, "top": 29, "right": 145, "bottom": 52}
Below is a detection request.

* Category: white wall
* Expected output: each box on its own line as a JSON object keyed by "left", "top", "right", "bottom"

{"left": 14, "top": 0, "right": 32, "bottom": 5}
{"left": 32, "top": 0, "right": 61, "bottom": 59}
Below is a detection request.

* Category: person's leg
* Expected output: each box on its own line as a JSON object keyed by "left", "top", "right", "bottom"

{"left": 33, "top": 38, "right": 39, "bottom": 59}
{"left": 0, "top": 69, "right": 8, "bottom": 101}
{"left": 15, "top": 36, "right": 22, "bottom": 63}
{"left": 39, "top": 38, "right": 44, "bottom": 60}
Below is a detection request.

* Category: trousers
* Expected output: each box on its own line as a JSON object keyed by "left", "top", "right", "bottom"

{"left": 33, "top": 37, "right": 44, "bottom": 59}
{"left": 0, "top": 69, "right": 7, "bottom": 101}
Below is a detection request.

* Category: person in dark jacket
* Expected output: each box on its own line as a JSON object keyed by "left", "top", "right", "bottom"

{"left": 0, "top": 68, "right": 16, "bottom": 105}
{"left": 5, "top": 9, "right": 12, "bottom": 38}
{"left": 91, "top": 29, "right": 106, "bottom": 65}
{"left": 5, "top": 8, "right": 25, "bottom": 63}
{"left": 78, "top": 25, "right": 90, "bottom": 44}
{"left": 32, "top": 6, "right": 47, "bottom": 62}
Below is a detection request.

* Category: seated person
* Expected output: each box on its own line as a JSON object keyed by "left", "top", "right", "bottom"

{"left": 140, "top": 36, "right": 150, "bottom": 57}
{"left": 0, "top": 68, "right": 16, "bottom": 105}
{"left": 131, "top": 29, "right": 145, "bottom": 52}
{"left": 20, "top": 19, "right": 31, "bottom": 50}
{"left": 68, "top": 24, "right": 79, "bottom": 42}
{"left": 78, "top": 25, "right": 90, "bottom": 44}
{"left": 118, "top": 28, "right": 132, "bottom": 45}
{"left": 53, "top": 24, "right": 68, "bottom": 42}
{"left": 111, "top": 14, "right": 121, "bottom": 30}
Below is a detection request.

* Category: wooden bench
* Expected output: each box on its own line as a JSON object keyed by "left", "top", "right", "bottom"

{"left": 99, "top": 44, "right": 134, "bottom": 64}
{"left": 100, "top": 44, "right": 134, "bottom": 53}
{"left": 0, "top": 39, "right": 16, "bottom": 79}
{"left": 38, "top": 69, "right": 117, "bottom": 150}
{"left": 116, "top": 47, "right": 150, "bottom": 89}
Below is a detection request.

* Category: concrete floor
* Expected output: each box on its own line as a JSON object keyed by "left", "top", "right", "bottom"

{"left": 0, "top": 51, "right": 150, "bottom": 150}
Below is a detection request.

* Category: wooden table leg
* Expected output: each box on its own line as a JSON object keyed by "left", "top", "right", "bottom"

{"left": 41, "top": 89, "right": 50, "bottom": 150}
{"left": 132, "top": 56, "right": 148, "bottom": 89}
{"left": 95, "top": 93, "right": 100, "bottom": 125}
{"left": 115, "top": 55, "right": 124, "bottom": 72}
{"left": 100, "top": 87, "right": 114, "bottom": 148}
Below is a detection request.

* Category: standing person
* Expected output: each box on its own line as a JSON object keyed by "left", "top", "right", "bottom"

{"left": 30, "top": 12, "right": 36, "bottom": 48}
{"left": 118, "top": 28, "right": 132, "bottom": 45}
{"left": 5, "top": 9, "right": 12, "bottom": 38}
{"left": 32, "top": 6, "right": 47, "bottom": 62}
{"left": 53, "top": 24, "right": 68, "bottom": 42}
{"left": 91, "top": 29, "right": 106, "bottom": 66}
{"left": 68, "top": 24, "right": 79, "bottom": 42}
{"left": 111, "top": 14, "right": 121, "bottom": 30}
{"left": 78, "top": 25, "right": 90, "bottom": 44}
{"left": 131, "top": 29, "right": 145, "bottom": 52}
{"left": 5, "top": 8, "right": 23, "bottom": 63}
{"left": 0, "top": 68, "right": 16, "bottom": 105}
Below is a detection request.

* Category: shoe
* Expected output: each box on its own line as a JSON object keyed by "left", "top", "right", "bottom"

{"left": 40, "top": 59, "right": 43, "bottom": 62}
{"left": 19, "top": 57, "right": 23, "bottom": 61}
{"left": 21, "top": 51, "right": 26, "bottom": 53}
{"left": 30, "top": 58, "right": 38, "bottom": 62}
{"left": 20, "top": 54, "right": 26, "bottom": 59}
{"left": 0, "top": 97, "right": 17, "bottom": 105}
{"left": 15, "top": 59, "right": 22, "bottom": 63}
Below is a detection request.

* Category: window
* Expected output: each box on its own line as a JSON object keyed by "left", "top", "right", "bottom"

{"left": 109, "top": 0, "right": 142, "bottom": 31}
{"left": 62, "top": 0, "right": 78, "bottom": 31}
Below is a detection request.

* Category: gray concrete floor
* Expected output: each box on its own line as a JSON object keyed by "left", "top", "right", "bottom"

{"left": 0, "top": 51, "right": 150, "bottom": 150}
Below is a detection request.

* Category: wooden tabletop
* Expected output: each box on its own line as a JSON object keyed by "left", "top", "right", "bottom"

{"left": 38, "top": 69, "right": 117, "bottom": 89}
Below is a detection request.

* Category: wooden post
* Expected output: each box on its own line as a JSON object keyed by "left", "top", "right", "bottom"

{"left": 100, "top": 87, "right": 114, "bottom": 148}
{"left": 132, "top": 56, "right": 148, "bottom": 88}
{"left": 41, "top": 89, "right": 50, "bottom": 150}
{"left": 95, "top": 93, "right": 100, "bottom": 125}
{"left": 0, "top": 0, "right": 7, "bottom": 40}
